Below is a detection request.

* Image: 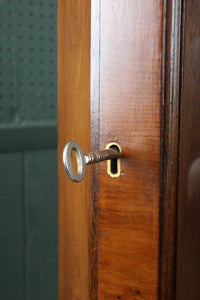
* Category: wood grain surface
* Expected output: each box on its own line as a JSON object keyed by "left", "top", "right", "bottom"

{"left": 57, "top": 1, "right": 91, "bottom": 299}
{"left": 176, "top": 1, "right": 200, "bottom": 299}
{"left": 95, "top": 1, "right": 164, "bottom": 299}
{"left": 57, "top": 1, "right": 195, "bottom": 300}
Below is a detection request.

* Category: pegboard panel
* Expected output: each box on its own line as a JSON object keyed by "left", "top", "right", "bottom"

{"left": 0, "top": 0, "right": 57, "bottom": 125}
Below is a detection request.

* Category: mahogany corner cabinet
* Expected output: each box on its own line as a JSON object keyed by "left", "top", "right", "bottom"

{"left": 57, "top": 1, "right": 200, "bottom": 299}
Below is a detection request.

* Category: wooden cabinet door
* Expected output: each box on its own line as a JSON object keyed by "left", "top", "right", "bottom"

{"left": 57, "top": 1, "right": 199, "bottom": 300}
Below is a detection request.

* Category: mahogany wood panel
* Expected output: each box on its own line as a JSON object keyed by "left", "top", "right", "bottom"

{"left": 94, "top": 1, "right": 164, "bottom": 299}
{"left": 176, "top": 1, "right": 200, "bottom": 299}
{"left": 57, "top": 1, "right": 91, "bottom": 299}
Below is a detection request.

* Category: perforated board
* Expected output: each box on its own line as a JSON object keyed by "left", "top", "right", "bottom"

{"left": 0, "top": 0, "right": 57, "bottom": 125}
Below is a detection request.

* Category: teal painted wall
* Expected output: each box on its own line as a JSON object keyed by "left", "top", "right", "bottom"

{"left": 0, "top": 1, "right": 58, "bottom": 299}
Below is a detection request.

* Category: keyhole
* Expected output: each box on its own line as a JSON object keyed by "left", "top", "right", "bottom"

{"left": 106, "top": 142, "right": 122, "bottom": 178}
{"left": 110, "top": 145, "right": 119, "bottom": 174}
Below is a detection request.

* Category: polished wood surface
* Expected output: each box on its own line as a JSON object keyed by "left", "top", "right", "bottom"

{"left": 93, "top": 1, "right": 164, "bottom": 299}
{"left": 176, "top": 1, "right": 200, "bottom": 299}
{"left": 159, "top": 1, "right": 183, "bottom": 299}
{"left": 57, "top": 1, "right": 91, "bottom": 299}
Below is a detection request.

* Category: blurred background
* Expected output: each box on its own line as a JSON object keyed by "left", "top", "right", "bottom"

{"left": 0, "top": 1, "right": 58, "bottom": 299}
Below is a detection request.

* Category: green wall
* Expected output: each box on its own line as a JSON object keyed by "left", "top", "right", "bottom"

{"left": 0, "top": 1, "right": 58, "bottom": 299}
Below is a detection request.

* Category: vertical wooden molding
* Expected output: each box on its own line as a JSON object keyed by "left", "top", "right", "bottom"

{"left": 90, "top": 1, "right": 100, "bottom": 299}
{"left": 159, "top": 0, "right": 183, "bottom": 299}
